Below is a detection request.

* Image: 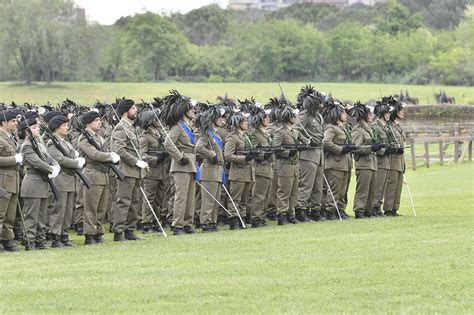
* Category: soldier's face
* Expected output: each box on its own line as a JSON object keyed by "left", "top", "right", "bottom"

{"left": 340, "top": 111, "right": 348, "bottom": 122}
{"left": 397, "top": 109, "right": 405, "bottom": 120}
{"left": 30, "top": 123, "right": 40, "bottom": 137}
{"left": 262, "top": 115, "right": 270, "bottom": 127}
{"left": 289, "top": 115, "right": 297, "bottom": 125}
{"left": 88, "top": 117, "right": 101, "bottom": 132}
{"left": 368, "top": 113, "right": 374, "bottom": 122}
{"left": 152, "top": 120, "right": 161, "bottom": 129}
{"left": 127, "top": 105, "right": 137, "bottom": 120}
{"left": 55, "top": 123, "right": 70, "bottom": 137}
{"left": 186, "top": 108, "right": 195, "bottom": 120}
{"left": 6, "top": 119, "right": 18, "bottom": 131}
{"left": 214, "top": 117, "right": 224, "bottom": 128}
{"left": 383, "top": 112, "right": 390, "bottom": 121}
{"left": 239, "top": 119, "right": 248, "bottom": 130}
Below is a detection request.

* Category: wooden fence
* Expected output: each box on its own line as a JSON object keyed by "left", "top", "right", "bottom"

{"left": 407, "top": 135, "right": 473, "bottom": 170}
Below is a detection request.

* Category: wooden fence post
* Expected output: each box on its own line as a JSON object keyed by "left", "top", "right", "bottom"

{"left": 424, "top": 141, "right": 430, "bottom": 168}
{"left": 410, "top": 138, "right": 416, "bottom": 170}
{"left": 439, "top": 141, "right": 444, "bottom": 166}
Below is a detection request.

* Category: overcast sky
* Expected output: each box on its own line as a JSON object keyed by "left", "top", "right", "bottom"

{"left": 74, "top": 0, "right": 229, "bottom": 25}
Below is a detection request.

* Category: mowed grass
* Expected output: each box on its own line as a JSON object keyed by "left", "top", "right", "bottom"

{"left": 1, "top": 81, "right": 473, "bottom": 105}
{"left": 0, "top": 163, "right": 473, "bottom": 313}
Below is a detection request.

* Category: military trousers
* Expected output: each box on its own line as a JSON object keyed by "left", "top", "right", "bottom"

{"left": 50, "top": 191, "right": 75, "bottom": 236}
{"left": 373, "top": 168, "right": 389, "bottom": 210}
{"left": 114, "top": 176, "right": 141, "bottom": 233}
{"left": 74, "top": 179, "right": 84, "bottom": 226}
{"left": 0, "top": 192, "right": 17, "bottom": 241}
{"left": 83, "top": 182, "right": 108, "bottom": 236}
{"left": 227, "top": 180, "right": 251, "bottom": 219}
{"left": 297, "top": 159, "right": 324, "bottom": 211}
{"left": 384, "top": 170, "right": 403, "bottom": 211}
{"left": 276, "top": 175, "right": 299, "bottom": 216}
{"left": 251, "top": 175, "right": 272, "bottom": 221}
{"left": 199, "top": 180, "right": 221, "bottom": 225}
{"left": 353, "top": 169, "right": 376, "bottom": 213}
{"left": 266, "top": 165, "right": 279, "bottom": 215}
{"left": 171, "top": 172, "right": 195, "bottom": 229}
{"left": 163, "top": 173, "right": 175, "bottom": 221}
{"left": 23, "top": 197, "right": 48, "bottom": 243}
{"left": 141, "top": 177, "right": 165, "bottom": 224}
{"left": 106, "top": 173, "right": 117, "bottom": 223}
{"left": 339, "top": 166, "right": 352, "bottom": 211}
{"left": 324, "top": 169, "right": 349, "bottom": 215}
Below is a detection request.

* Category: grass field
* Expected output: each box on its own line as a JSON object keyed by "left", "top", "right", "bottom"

{"left": 1, "top": 163, "right": 473, "bottom": 313}
{"left": 1, "top": 81, "right": 473, "bottom": 105}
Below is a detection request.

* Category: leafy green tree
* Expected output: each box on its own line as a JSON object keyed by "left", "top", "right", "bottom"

{"left": 375, "top": 0, "right": 423, "bottom": 35}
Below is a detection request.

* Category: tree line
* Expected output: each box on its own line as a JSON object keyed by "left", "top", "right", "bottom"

{"left": 0, "top": 0, "right": 472, "bottom": 85}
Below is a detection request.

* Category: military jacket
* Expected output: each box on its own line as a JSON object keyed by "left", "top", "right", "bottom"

{"left": 20, "top": 137, "right": 59, "bottom": 198}
{"left": 224, "top": 129, "right": 254, "bottom": 182}
{"left": 388, "top": 121, "right": 405, "bottom": 172}
{"left": 196, "top": 129, "right": 224, "bottom": 182}
{"left": 139, "top": 127, "right": 169, "bottom": 181}
{"left": 79, "top": 129, "right": 113, "bottom": 185}
{"left": 323, "top": 124, "right": 352, "bottom": 172}
{"left": 0, "top": 129, "right": 19, "bottom": 194}
{"left": 249, "top": 127, "right": 274, "bottom": 179}
{"left": 352, "top": 121, "right": 377, "bottom": 171}
{"left": 296, "top": 110, "right": 324, "bottom": 164}
{"left": 274, "top": 124, "right": 299, "bottom": 177}
{"left": 370, "top": 119, "right": 392, "bottom": 169}
{"left": 47, "top": 137, "right": 79, "bottom": 192}
{"left": 112, "top": 118, "right": 141, "bottom": 179}
{"left": 164, "top": 120, "right": 197, "bottom": 174}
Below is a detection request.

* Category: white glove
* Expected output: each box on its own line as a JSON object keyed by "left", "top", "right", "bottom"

{"left": 110, "top": 152, "right": 120, "bottom": 163}
{"left": 15, "top": 153, "right": 23, "bottom": 164}
{"left": 48, "top": 166, "right": 61, "bottom": 179}
{"left": 136, "top": 160, "right": 149, "bottom": 169}
{"left": 73, "top": 150, "right": 79, "bottom": 158}
{"left": 76, "top": 157, "right": 86, "bottom": 168}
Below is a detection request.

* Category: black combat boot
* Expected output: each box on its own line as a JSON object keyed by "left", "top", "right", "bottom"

{"left": 94, "top": 234, "right": 105, "bottom": 244}
{"left": 295, "top": 209, "right": 309, "bottom": 222}
{"left": 84, "top": 235, "right": 96, "bottom": 245}
{"left": 384, "top": 210, "right": 393, "bottom": 217}
{"left": 142, "top": 223, "right": 155, "bottom": 234}
{"left": 312, "top": 209, "right": 327, "bottom": 221}
{"left": 341, "top": 210, "right": 352, "bottom": 219}
{"left": 124, "top": 230, "right": 143, "bottom": 240}
{"left": 229, "top": 217, "right": 241, "bottom": 230}
{"left": 184, "top": 226, "right": 195, "bottom": 234}
{"left": 2, "top": 240, "right": 20, "bottom": 252}
{"left": 251, "top": 219, "right": 265, "bottom": 228}
{"left": 211, "top": 223, "right": 219, "bottom": 232}
{"left": 287, "top": 215, "right": 299, "bottom": 224}
{"left": 266, "top": 211, "right": 277, "bottom": 221}
{"left": 325, "top": 212, "right": 338, "bottom": 220}
{"left": 76, "top": 223, "right": 84, "bottom": 236}
{"left": 201, "top": 224, "right": 213, "bottom": 233}
{"left": 60, "top": 235, "right": 74, "bottom": 247}
{"left": 35, "top": 241, "right": 47, "bottom": 249}
{"left": 173, "top": 227, "right": 186, "bottom": 235}
{"left": 355, "top": 211, "right": 366, "bottom": 219}
{"left": 392, "top": 209, "right": 401, "bottom": 216}
{"left": 306, "top": 209, "right": 314, "bottom": 222}
{"left": 364, "top": 211, "right": 372, "bottom": 218}
{"left": 278, "top": 214, "right": 290, "bottom": 225}
{"left": 51, "top": 235, "right": 64, "bottom": 248}
{"left": 113, "top": 232, "right": 126, "bottom": 242}
{"left": 24, "top": 242, "right": 35, "bottom": 251}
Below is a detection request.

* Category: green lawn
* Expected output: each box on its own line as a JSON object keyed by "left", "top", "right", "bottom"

{"left": 1, "top": 81, "right": 473, "bottom": 105}
{"left": 1, "top": 163, "right": 473, "bottom": 313}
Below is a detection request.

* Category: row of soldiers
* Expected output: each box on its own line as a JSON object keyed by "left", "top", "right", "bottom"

{"left": 0, "top": 86, "right": 406, "bottom": 252}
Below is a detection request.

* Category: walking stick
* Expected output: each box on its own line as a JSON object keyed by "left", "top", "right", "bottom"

{"left": 322, "top": 173, "right": 343, "bottom": 221}
{"left": 221, "top": 183, "right": 247, "bottom": 229}
{"left": 403, "top": 174, "right": 417, "bottom": 217}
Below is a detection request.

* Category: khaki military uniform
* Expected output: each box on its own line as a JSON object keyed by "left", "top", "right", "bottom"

{"left": 47, "top": 137, "right": 79, "bottom": 237}
{"left": 111, "top": 118, "right": 142, "bottom": 233}
{"left": 274, "top": 124, "right": 300, "bottom": 217}
{"left": 352, "top": 121, "right": 377, "bottom": 214}
{"left": 265, "top": 123, "right": 281, "bottom": 218}
{"left": 0, "top": 129, "right": 20, "bottom": 243}
{"left": 384, "top": 121, "right": 405, "bottom": 212}
{"left": 339, "top": 123, "right": 353, "bottom": 212}
{"left": 248, "top": 127, "right": 274, "bottom": 222}
{"left": 224, "top": 129, "right": 254, "bottom": 221}
{"left": 196, "top": 130, "right": 224, "bottom": 225}
{"left": 20, "top": 138, "right": 59, "bottom": 245}
{"left": 69, "top": 129, "right": 84, "bottom": 229}
{"left": 79, "top": 129, "right": 113, "bottom": 237}
{"left": 103, "top": 123, "right": 117, "bottom": 225}
{"left": 164, "top": 120, "right": 197, "bottom": 229}
{"left": 323, "top": 124, "right": 352, "bottom": 216}
{"left": 295, "top": 110, "right": 325, "bottom": 215}
{"left": 139, "top": 127, "right": 169, "bottom": 225}
{"left": 370, "top": 119, "right": 391, "bottom": 212}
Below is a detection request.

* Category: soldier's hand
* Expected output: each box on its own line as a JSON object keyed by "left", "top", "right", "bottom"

{"left": 48, "top": 166, "right": 61, "bottom": 179}
{"left": 263, "top": 152, "right": 272, "bottom": 160}
{"left": 289, "top": 150, "right": 298, "bottom": 157}
{"left": 397, "top": 148, "right": 405, "bottom": 154}
{"left": 210, "top": 155, "right": 218, "bottom": 164}
{"left": 14, "top": 153, "right": 24, "bottom": 164}
{"left": 371, "top": 143, "right": 385, "bottom": 152}
{"left": 73, "top": 150, "right": 80, "bottom": 158}
{"left": 110, "top": 152, "right": 120, "bottom": 163}
{"left": 179, "top": 157, "right": 190, "bottom": 165}
{"left": 341, "top": 146, "right": 351, "bottom": 154}
{"left": 76, "top": 157, "right": 86, "bottom": 168}
{"left": 244, "top": 154, "right": 254, "bottom": 161}
{"left": 136, "top": 160, "right": 149, "bottom": 169}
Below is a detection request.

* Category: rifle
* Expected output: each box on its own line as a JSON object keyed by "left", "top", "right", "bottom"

{"left": 43, "top": 125, "right": 94, "bottom": 189}
{"left": 147, "top": 149, "right": 169, "bottom": 158}
{"left": 74, "top": 117, "right": 126, "bottom": 181}
{"left": 22, "top": 123, "right": 61, "bottom": 201}
{"left": 282, "top": 143, "right": 322, "bottom": 151}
